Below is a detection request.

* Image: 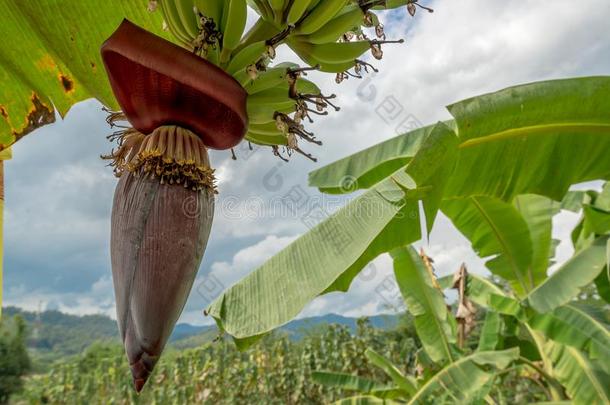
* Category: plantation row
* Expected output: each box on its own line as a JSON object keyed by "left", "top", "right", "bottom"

{"left": 9, "top": 316, "right": 556, "bottom": 405}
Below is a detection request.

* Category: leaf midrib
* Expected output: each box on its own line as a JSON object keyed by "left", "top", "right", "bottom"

{"left": 566, "top": 346, "right": 610, "bottom": 402}
{"left": 563, "top": 304, "right": 610, "bottom": 354}
{"left": 459, "top": 123, "right": 610, "bottom": 149}
{"left": 471, "top": 197, "right": 530, "bottom": 293}
{"left": 412, "top": 258, "right": 455, "bottom": 364}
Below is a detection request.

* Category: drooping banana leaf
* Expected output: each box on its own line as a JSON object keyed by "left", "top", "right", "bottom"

{"left": 443, "top": 194, "right": 560, "bottom": 296}
{"left": 311, "top": 371, "right": 393, "bottom": 397}
{"left": 528, "top": 304, "right": 610, "bottom": 373}
{"left": 212, "top": 78, "right": 610, "bottom": 344}
{"left": 364, "top": 349, "right": 417, "bottom": 397}
{"left": 207, "top": 177, "right": 418, "bottom": 344}
{"left": 207, "top": 123, "right": 459, "bottom": 345}
{"left": 0, "top": 0, "right": 170, "bottom": 149}
{"left": 391, "top": 246, "right": 456, "bottom": 364}
{"left": 406, "top": 348, "right": 520, "bottom": 405}
{"left": 544, "top": 342, "right": 610, "bottom": 404}
{"left": 441, "top": 196, "right": 535, "bottom": 296}
{"left": 526, "top": 236, "right": 608, "bottom": 313}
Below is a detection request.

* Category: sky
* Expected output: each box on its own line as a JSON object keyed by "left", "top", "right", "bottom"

{"left": 3, "top": 0, "right": 610, "bottom": 325}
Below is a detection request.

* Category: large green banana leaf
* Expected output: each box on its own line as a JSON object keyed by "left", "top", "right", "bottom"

{"left": 442, "top": 196, "right": 535, "bottom": 296}
{"left": 211, "top": 77, "right": 610, "bottom": 343}
{"left": 442, "top": 194, "right": 558, "bottom": 296}
{"left": 309, "top": 77, "right": 610, "bottom": 202}
{"left": 0, "top": 0, "right": 168, "bottom": 149}
{"left": 307, "top": 123, "right": 453, "bottom": 194}
{"left": 514, "top": 195, "right": 560, "bottom": 278}
{"left": 444, "top": 272, "right": 610, "bottom": 371}
{"left": 544, "top": 342, "right": 610, "bottom": 404}
{"left": 207, "top": 123, "right": 458, "bottom": 344}
{"left": 208, "top": 178, "right": 418, "bottom": 344}
{"left": 391, "top": 246, "right": 456, "bottom": 364}
{"left": 529, "top": 304, "right": 610, "bottom": 373}
{"left": 526, "top": 236, "right": 608, "bottom": 312}
{"left": 477, "top": 312, "right": 503, "bottom": 351}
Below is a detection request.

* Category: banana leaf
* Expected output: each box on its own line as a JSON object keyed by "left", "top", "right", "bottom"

{"left": 364, "top": 349, "right": 417, "bottom": 397}
{"left": 406, "top": 348, "right": 520, "bottom": 405}
{"left": 0, "top": 0, "right": 170, "bottom": 149}
{"left": 526, "top": 236, "right": 608, "bottom": 313}
{"left": 312, "top": 371, "right": 392, "bottom": 395}
{"left": 208, "top": 123, "right": 458, "bottom": 345}
{"left": 391, "top": 246, "right": 456, "bottom": 364}
{"left": 477, "top": 311, "right": 503, "bottom": 351}
{"left": 442, "top": 196, "right": 535, "bottom": 296}
{"left": 528, "top": 304, "right": 610, "bottom": 372}
{"left": 310, "top": 77, "right": 610, "bottom": 203}
{"left": 544, "top": 342, "right": 610, "bottom": 404}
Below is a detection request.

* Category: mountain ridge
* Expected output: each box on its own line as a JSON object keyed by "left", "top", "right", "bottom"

{"left": 2, "top": 306, "right": 400, "bottom": 359}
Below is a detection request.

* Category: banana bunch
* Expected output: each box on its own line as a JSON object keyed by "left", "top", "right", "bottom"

{"left": 159, "top": 0, "right": 248, "bottom": 65}
{"left": 154, "top": 0, "right": 432, "bottom": 160}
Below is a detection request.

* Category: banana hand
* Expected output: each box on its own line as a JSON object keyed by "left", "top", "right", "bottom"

{"left": 295, "top": 5, "right": 364, "bottom": 45}
{"left": 286, "top": 0, "right": 313, "bottom": 25}
{"left": 293, "top": 0, "right": 349, "bottom": 36}
{"left": 194, "top": 0, "right": 223, "bottom": 24}
{"left": 220, "top": 0, "right": 248, "bottom": 63}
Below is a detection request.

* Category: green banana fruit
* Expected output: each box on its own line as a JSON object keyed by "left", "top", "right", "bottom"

{"left": 248, "top": 87, "right": 295, "bottom": 105}
{"left": 226, "top": 41, "right": 269, "bottom": 75}
{"left": 194, "top": 0, "right": 223, "bottom": 24}
{"left": 175, "top": 0, "right": 199, "bottom": 39}
{"left": 246, "top": 131, "right": 288, "bottom": 146}
{"left": 243, "top": 62, "right": 299, "bottom": 94}
{"left": 160, "top": 0, "right": 193, "bottom": 46}
{"left": 267, "top": 0, "right": 288, "bottom": 25}
{"left": 247, "top": 95, "right": 296, "bottom": 124}
{"left": 233, "top": 18, "right": 280, "bottom": 55}
{"left": 286, "top": 0, "right": 313, "bottom": 25}
{"left": 293, "top": 0, "right": 348, "bottom": 35}
{"left": 248, "top": 121, "right": 286, "bottom": 135}
{"left": 220, "top": 0, "right": 248, "bottom": 63}
{"left": 289, "top": 38, "right": 369, "bottom": 68}
{"left": 298, "top": 5, "right": 364, "bottom": 44}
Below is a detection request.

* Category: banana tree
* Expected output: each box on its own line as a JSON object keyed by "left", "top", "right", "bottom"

{"left": 207, "top": 76, "right": 610, "bottom": 399}
{"left": 312, "top": 187, "right": 610, "bottom": 403}
{"left": 0, "top": 0, "right": 431, "bottom": 391}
